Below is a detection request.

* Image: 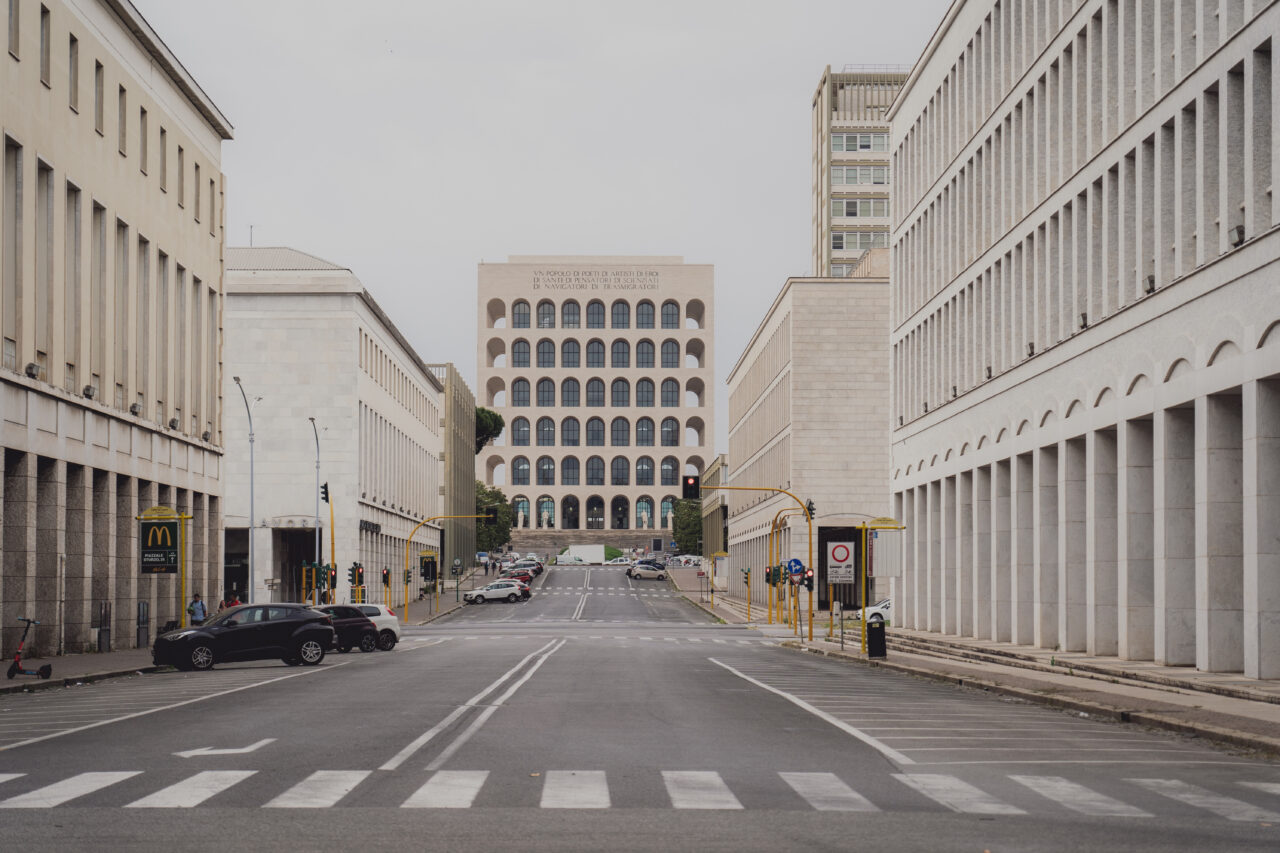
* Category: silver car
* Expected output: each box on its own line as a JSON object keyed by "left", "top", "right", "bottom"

{"left": 464, "top": 581, "right": 526, "bottom": 604}
{"left": 629, "top": 564, "right": 667, "bottom": 580}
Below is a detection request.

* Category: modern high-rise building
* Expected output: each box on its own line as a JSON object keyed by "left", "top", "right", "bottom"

{"left": 811, "top": 66, "right": 908, "bottom": 277}
{"left": 887, "top": 1, "right": 1280, "bottom": 677}
{"left": 477, "top": 256, "right": 714, "bottom": 553}
{"left": 0, "top": 0, "right": 231, "bottom": 656}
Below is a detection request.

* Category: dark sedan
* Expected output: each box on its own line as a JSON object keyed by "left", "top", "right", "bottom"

{"left": 152, "top": 603, "right": 334, "bottom": 670}
{"left": 314, "top": 604, "right": 378, "bottom": 653}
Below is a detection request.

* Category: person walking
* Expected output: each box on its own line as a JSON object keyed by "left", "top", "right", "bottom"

{"left": 187, "top": 593, "right": 207, "bottom": 626}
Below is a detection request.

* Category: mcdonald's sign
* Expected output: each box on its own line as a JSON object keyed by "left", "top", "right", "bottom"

{"left": 140, "top": 519, "right": 180, "bottom": 574}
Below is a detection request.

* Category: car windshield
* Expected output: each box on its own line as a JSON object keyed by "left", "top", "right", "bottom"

{"left": 205, "top": 606, "right": 252, "bottom": 627}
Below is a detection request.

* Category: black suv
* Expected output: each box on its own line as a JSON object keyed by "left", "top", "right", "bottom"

{"left": 314, "top": 605, "right": 378, "bottom": 653}
{"left": 152, "top": 603, "right": 335, "bottom": 670}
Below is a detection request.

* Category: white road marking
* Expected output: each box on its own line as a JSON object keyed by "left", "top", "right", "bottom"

{"left": 571, "top": 594, "right": 588, "bottom": 621}
{"left": 402, "top": 770, "right": 489, "bottom": 808}
{"left": 893, "top": 774, "right": 1025, "bottom": 814}
{"left": 264, "top": 770, "right": 370, "bottom": 808}
{"left": 1239, "top": 781, "right": 1280, "bottom": 796}
{"left": 0, "top": 773, "right": 24, "bottom": 785}
{"left": 0, "top": 771, "right": 141, "bottom": 808}
{"left": 1128, "top": 778, "right": 1280, "bottom": 821}
{"left": 710, "top": 659, "right": 914, "bottom": 765}
{"left": 1010, "top": 775, "right": 1150, "bottom": 817}
{"left": 541, "top": 770, "right": 610, "bottom": 809}
{"left": 662, "top": 771, "right": 742, "bottom": 809}
{"left": 780, "top": 772, "right": 879, "bottom": 811}
{"left": 126, "top": 770, "right": 257, "bottom": 808}
{"left": 380, "top": 639, "right": 561, "bottom": 771}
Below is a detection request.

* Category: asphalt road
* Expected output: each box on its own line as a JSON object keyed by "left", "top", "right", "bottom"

{"left": 0, "top": 564, "right": 1278, "bottom": 852}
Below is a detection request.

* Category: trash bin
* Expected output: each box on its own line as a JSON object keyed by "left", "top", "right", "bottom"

{"left": 866, "top": 620, "right": 887, "bottom": 658}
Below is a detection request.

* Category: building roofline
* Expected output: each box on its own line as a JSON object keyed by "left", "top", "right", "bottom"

{"left": 886, "top": 0, "right": 964, "bottom": 123}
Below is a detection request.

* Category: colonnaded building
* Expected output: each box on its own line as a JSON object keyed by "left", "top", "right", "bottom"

{"left": 0, "top": 0, "right": 231, "bottom": 656}
{"left": 477, "top": 256, "right": 713, "bottom": 553}
{"left": 888, "top": 0, "right": 1280, "bottom": 678}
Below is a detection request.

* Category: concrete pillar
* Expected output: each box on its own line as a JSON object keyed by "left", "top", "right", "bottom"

{"left": 958, "top": 470, "right": 974, "bottom": 636}
{"left": 1244, "top": 378, "right": 1280, "bottom": 678}
{"left": 1, "top": 450, "right": 35, "bottom": 658}
{"left": 1012, "top": 452, "right": 1035, "bottom": 645}
{"left": 992, "top": 459, "right": 1012, "bottom": 642}
{"left": 1197, "top": 392, "right": 1244, "bottom": 672}
{"left": 1118, "top": 418, "right": 1156, "bottom": 660}
{"left": 1087, "top": 428, "right": 1119, "bottom": 656}
{"left": 64, "top": 464, "right": 92, "bottom": 650}
{"left": 973, "top": 465, "right": 992, "bottom": 639}
{"left": 942, "top": 476, "right": 957, "bottom": 634}
{"left": 912, "top": 486, "right": 925, "bottom": 629}
{"left": 928, "top": 480, "right": 942, "bottom": 631}
{"left": 35, "top": 457, "right": 65, "bottom": 657}
{"left": 114, "top": 475, "right": 137, "bottom": 650}
{"left": 1155, "top": 405, "right": 1197, "bottom": 664}
{"left": 1034, "top": 445, "right": 1060, "bottom": 649}
{"left": 1059, "top": 437, "right": 1087, "bottom": 652}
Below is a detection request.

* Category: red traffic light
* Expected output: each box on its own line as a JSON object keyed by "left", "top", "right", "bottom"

{"left": 682, "top": 475, "right": 701, "bottom": 500}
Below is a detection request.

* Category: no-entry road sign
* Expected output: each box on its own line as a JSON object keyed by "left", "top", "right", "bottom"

{"left": 827, "top": 542, "right": 856, "bottom": 583}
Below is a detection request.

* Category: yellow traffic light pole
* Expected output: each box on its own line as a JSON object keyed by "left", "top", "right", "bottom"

{"left": 402, "top": 514, "right": 490, "bottom": 615}
{"left": 766, "top": 507, "right": 797, "bottom": 625}
{"left": 859, "top": 517, "right": 907, "bottom": 653}
{"left": 769, "top": 508, "right": 805, "bottom": 631}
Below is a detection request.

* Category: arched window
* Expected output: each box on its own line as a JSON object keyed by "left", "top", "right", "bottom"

{"left": 636, "top": 300, "right": 655, "bottom": 329}
{"left": 586, "top": 456, "right": 605, "bottom": 486}
{"left": 660, "top": 496, "right": 676, "bottom": 526}
{"left": 586, "top": 340, "right": 605, "bottom": 368}
{"left": 562, "top": 300, "right": 580, "bottom": 328}
{"left": 561, "top": 378, "right": 580, "bottom": 407}
{"left": 536, "top": 417, "right": 555, "bottom": 446}
{"left": 611, "top": 379, "right": 630, "bottom": 407}
{"left": 636, "top": 340, "right": 655, "bottom": 368}
{"left": 611, "top": 456, "right": 630, "bottom": 485}
{"left": 636, "top": 378, "right": 655, "bottom": 407}
{"left": 636, "top": 456, "right": 654, "bottom": 486}
{"left": 611, "top": 340, "right": 630, "bottom": 368}
{"left": 561, "top": 417, "right": 580, "bottom": 446}
{"left": 536, "top": 496, "right": 555, "bottom": 527}
{"left": 586, "top": 417, "right": 605, "bottom": 446}
{"left": 512, "top": 340, "right": 530, "bottom": 368}
{"left": 513, "top": 301, "right": 531, "bottom": 329}
{"left": 661, "top": 417, "right": 679, "bottom": 446}
{"left": 537, "top": 379, "right": 555, "bottom": 407}
{"left": 636, "top": 417, "right": 655, "bottom": 446}
{"left": 611, "top": 417, "right": 630, "bottom": 446}
{"left": 513, "top": 496, "right": 530, "bottom": 528}
{"left": 611, "top": 496, "right": 630, "bottom": 530}
{"left": 661, "top": 301, "right": 679, "bottom": 329}
{"left": 586, "top": 379, "right": 605, "bottom": 407}
{"left": 511, "top": 417, "right": 530, "bottom": 446}
{"left": 661, "top": 379, "right": 679, "bottom": 407}
{"left": 586, "top": 300, "right": 605, "bottom": 328}
{"left": 561, "top": 456, "right": 580, "bottom": 485}
{"left": 586, "top": 495, "right": 605, "bottom": 529}
{"left": 536, "top": 456, "right": 555, "bottom": 486}
{"left": 537, "top": 300, "right": 555, "bottom": 328}
{"left": 512, "top": 379, "right": 530, "bottom": 407}
{"left": 660, "top": 458, "right": 678, "bottom": 486}
{"left": 636, "top": 496, "right": 655, "bottom": 528}
{"left": 561, "top": 339, "right": 580, "bottom": 368}
{"left": 537, "top": 339, "right": 555, "bottom": 368}
{"left": 661, "top": 340, "right": 679, "bottom": 368}
{"left": 611, "top": 300, "right": 630, "bottom": 328}
{"left": 562, "top": 495, "right": 580, "bottom": 529}
{"left": 512, "top": 456, "right": 530, "bottom": 485}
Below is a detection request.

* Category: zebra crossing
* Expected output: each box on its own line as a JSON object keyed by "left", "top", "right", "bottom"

{"left": 418, "top": 633, "right": 779, "bottom": 645}
{"left": 534, "top": 589, "right": 677, "bottom": 597}
{"left": 1, "top": 767, "right": 1278, "bottom": 818}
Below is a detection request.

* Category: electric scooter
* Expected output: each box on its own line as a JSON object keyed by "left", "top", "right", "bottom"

{"left": 6, "top": 618, "right": 52, "bottom": 680}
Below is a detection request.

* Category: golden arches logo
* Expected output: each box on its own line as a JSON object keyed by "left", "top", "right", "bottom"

{"left": 146, "top": 524, "right": 174, "bottom": 547}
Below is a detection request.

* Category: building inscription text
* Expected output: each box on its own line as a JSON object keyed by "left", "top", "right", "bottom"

{"left": 532, "top": 269, "right": 660, "bottom": 291}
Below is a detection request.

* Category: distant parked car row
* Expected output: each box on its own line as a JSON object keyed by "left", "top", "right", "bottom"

{"left": 465, "top": 558, "right": 543, "bottom": 604}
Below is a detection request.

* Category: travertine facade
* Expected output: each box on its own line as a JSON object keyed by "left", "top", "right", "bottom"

{"left": 0, "top": 0, "right": 231, "bottom": 655}
{"left": 888, "top": 0, "right": 1280, "bottom": 677}
{"left": 427, "top": 362, "right": 477, "bottom": 574}
{"left": 477, "top": 256, "right": 714, "bottom": 545}
{"left": 726, "top": 254, "right": 891, "bottom": 611}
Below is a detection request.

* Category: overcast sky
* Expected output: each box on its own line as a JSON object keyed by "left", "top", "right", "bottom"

{"left": 132, "top": 0, "right": 949, "bottom": 450}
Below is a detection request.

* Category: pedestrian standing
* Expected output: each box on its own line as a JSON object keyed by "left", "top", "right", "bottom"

{"left": 187, "top": 593, "right": 207, "bottom": 626}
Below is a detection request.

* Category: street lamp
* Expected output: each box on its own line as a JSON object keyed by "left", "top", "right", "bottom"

{"left": 233, "top": 377, "right": 261, "bottom": 603}
{"left": 309, "top": 418, "right": 321, "bottom": 567}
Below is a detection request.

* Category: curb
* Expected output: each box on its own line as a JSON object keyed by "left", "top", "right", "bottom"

{"left": 0, "top": 665, "right": 158, "bottom": 696}
{"left": 780, "top": 641, "right": 1280, "bottom": 758}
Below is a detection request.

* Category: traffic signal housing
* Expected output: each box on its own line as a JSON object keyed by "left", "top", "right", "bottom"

{"left": 352, "top": 563, "right": 364, "bottom": 587}
{"left": 805, "top": 499, "right": 816, "bottom": 519}
{"left": 741, "top": 567, "right": 750, "bottom": 586}
{"left": 682, "top": 475, "right": 701, "bottom": 500}
{"left": 321, "top": 482, "right": 330, "bottom": 503}
{"left": 381, "top": 568, "right": 390, "bottom": 587}
{"left": 804, "top": 567, "right": 815, "bottom": 591}
{"left": 482, "top": 505, "right": 499, "bottom": 522}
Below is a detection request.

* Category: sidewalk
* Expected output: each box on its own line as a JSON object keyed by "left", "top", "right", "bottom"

{"left": 668, "top": 567, "right": 748, "bottom": 624}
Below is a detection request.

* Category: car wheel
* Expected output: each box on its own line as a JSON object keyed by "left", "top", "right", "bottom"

{"left": 473, "top": 595, "right": 485, "bottom": 604}
{"left": 359, "top": 633, "right": 377, "bottom": 653}
{"left": 506, "top": 593, "right": 518, "bottom": 603}
{"left": 190, "top": 645, "right": 215, "bottom": 671}
{"left": 297, "top": 639, "right": 326, "bottom": 666}
{"left": 657, "top": 574, "right": 666, "bottom": 580}
{"left": 281, "top": 656, "right": 301, "bottom": 666}
{"left": 377, "top": 630, "right": 397, "bottom": 651}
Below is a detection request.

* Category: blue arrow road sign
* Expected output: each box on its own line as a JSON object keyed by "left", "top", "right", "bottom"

{"left": 787, "top": 558, "right": 805, "bottom": 575}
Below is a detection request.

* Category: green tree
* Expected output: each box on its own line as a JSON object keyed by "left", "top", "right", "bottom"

{"left": 475, "top": 480, "right": 514, "bottom": 553}
{"left": 475, "top": 407, "right": 505, "bottom": 454}
{"left": 672, "top": 499, "right": 703, "bottom": 555}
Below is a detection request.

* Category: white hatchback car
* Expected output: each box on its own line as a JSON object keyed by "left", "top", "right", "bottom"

{"left": 604, "top": 557, "right": 632, "bottom": 566}
{"left": 356, "top": 604, "right": 401, "bottom": 650}
{"left": 464, "top": 581, "right": 526, "bottom": 604}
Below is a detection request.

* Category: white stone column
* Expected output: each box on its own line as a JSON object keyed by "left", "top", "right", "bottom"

{"left": 64, "top": 465, "right": 92, "bottom": 650}
{"left": 928, "top": 480, "right": 942, "bottom": 632}
{"left": 992, "top": 459, "right": 1012, "bottom": 643}
{"left": 942, "top": 476, "right": 957, "bottom": 634}
{"left": 1012, "top": 453, "right": 1035, "bottom": 645}
{"left": 973, "top": 465, "right": 992, "bottom": 640}
{"left": 1087, "top": 428, "right": 1119, "bottom": 656}
{"left": 958, "top": 470, "right": 974, "bottom": 637}
{"left": 1196, "top": 393, "right": 1244, "bottom": 672}
{"left": 1243, "top": 378, "right": 1280, "bottom": 678}
{"left": 1, "top": 451, "right": 35, "bottom": 659}
{"left": 1034, "top": 445, "right": 1059, "bottom": 649}
{"left": 1154, "top": 405, "right": 1196, "bottom": 665}
{"left": 1118, "top": 418, "right": 1156, "bottom": 660}
{"left": 1059, "top": 437, "right": 1087, "bottom": 652}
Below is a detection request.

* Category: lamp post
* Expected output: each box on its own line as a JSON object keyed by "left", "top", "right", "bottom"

{"left": 233, "top": 377, "right": 259, "bottom": 603}
{"left": 309, "top": 417, "right": 321, "bottom": 568}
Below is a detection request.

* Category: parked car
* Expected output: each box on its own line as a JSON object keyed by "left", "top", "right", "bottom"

{"left": 152, "top": 603, "right": 334, "bottom": 670}
{"left": 556, "top": 554, "right": 588, "bottom": 565}
{"left": 500, "top": 568, "right": 534, "bottom": 585}
{"left": 464, "top": 581, "right": 527, "bottom": 604}
{"left": 314, "top": 605, "right": 378, "bottom": 653}
{"left": 626, "top": 558, "right": 662, "bottom": 577}
{"left": 605, "top": 557, "right": 632, "bottom": 566}
{"left": 512, "top": 559, "right": 543, "bottom": 576}
{"left": 525, "top": 552, "right": 539, "bottom": 560}
{"left": 851, "top": 598, "right": 892, "bottom": 624}
{"left": 630, "top": 563, "right": 668, "bottom": 580}
{"left": 356, "top": 604, "right": 401, "bottom": 650}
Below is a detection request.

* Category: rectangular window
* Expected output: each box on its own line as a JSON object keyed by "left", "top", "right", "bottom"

{"left": 159, "top": 127, "right": 166, "bottom": 190}
{"left": 193, "top": 162, "right": 200, "bottom": 220}
{"left": 35, "top": 161, "right": 52, "bottom": 375}
{"left": 136, "top": 236, "right": 148, "bottom": 397}
{"left": 2, "top": 137, "right": 21, "bottom": 370}
{"left": 177, "top": 146, "right": 184, "bottom": 206}
{"left": 114, "top": 219, "right": 128, "bottom": 404}
{"left": 8, "top": 0, "right": 19, "bottom": 59}
{"left": 117, "top": 86, "right": 127, "bottom": 154}
{"left": 208, "top": 178, "right": 215, "bottom": 235}
{"left": 39, "top": 5, "right": 49, "bottom": 85}
{"left": 67, "top": 35, "right": 78, "bottom": 111}
{"left": 90, "top": 202, "right": 105, "bottom": 382}
{"left": 64, "top": 182, "right": 81, "bottom": 390}
{"left": 191, "top": 276, "right": 201, "bottom": 428}
{"left": 139, "top": 107, "right": 147, "bottom": 174}
{"left": 93, "top": 61, "right": 103, "bottom": 134}
{"left": 206, "top": 288, "right": 215, "bottom": 435}
{"left": 157, "top": 251, "right": 168, "bottom": 406}
{"left": 175, "top": 264, "right": 186, "bottom": 421}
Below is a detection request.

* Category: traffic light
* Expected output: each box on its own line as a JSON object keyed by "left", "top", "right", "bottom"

{"left": 482, "top": 505, "right": 499, "bottom": 522}
{"left": 381, "top": 568, "right": 390, "bottom": 587}
{"left": 805, "top": 499, "right": 816, "bottom": 519}
{"left": 741, "top": 567, "right": 750, "bottom": 585}
{"left": 804, "top": 567, "right": 815, "bottom": 591}
{"left": 321, "top": 482, "right": 329, "bottom": 503}
{"left": 404, "top": 568, "right": 411, "bottom": 585}
{"left": 328, "top": 568, "right": 337, "bottom": 589}
{"left": 347, "top": 565, "right": 357, "bottom": 585}
{"left": 419, "top": 555, "right": 437, "bottom": 582}
{"left": 356, "top": 565, "right": 365, "bottom": 587}
{"left": 682, "top": 475, "right": 701, "bottom": 500}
